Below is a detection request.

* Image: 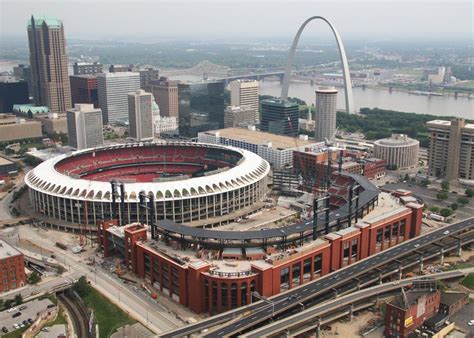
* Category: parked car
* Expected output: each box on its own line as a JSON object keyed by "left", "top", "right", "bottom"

{"left": 19, "top": 305, "right": 27, "bottom": 310}
{"left": 7, "top": 307, "right": 17, "bottom": 313}
{"left": 2, "top": 327, "right": 8, "bottom": 333}
{"left": 12, "top": 312, "right": 22, "bottom": 318}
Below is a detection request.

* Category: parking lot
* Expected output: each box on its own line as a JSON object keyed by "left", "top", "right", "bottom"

{"left": 0, "top": 298, "right": 54, "bottom": 335}
{"left": 451, "top": 303, "right": 474, "bottom": 336}
{"left": 382, "top": 182, "right": 474, "bottom": 221}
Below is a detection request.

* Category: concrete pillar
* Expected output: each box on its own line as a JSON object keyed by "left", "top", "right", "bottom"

{"left": 419, "top": 254, "right": 424, "bottom": 273}
{"left": 398, "top": 262, "right": 403, "bottom": 280}
{"left": 440, "top": 249, "right": 444, "bottom": 265}
{"left": 458, "top": 239, "right": 462, "bottom": 257}
{"left": 315, "top": 317, "right": 321, "bottom": 338}
{"left": 349, "top": 303, "right": 354, "bottom": 321}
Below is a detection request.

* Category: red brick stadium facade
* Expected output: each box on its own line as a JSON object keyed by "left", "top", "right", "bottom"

{"left": 97, "top": 199, "right": 422, "bottom": 314}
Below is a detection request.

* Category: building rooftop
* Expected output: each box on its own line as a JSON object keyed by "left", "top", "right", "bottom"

{"left": 315, "top": 86, "right": 338, "bottom": 94}
{"left": 97, "top": 72, "right": 139, "bottom": 78}
{"left": 0, "top": 240, "right": 22, "bottom": 259}
{"left": 13, "top": 104, "right": 50, "bottom": 114}
{"left": 427, "top": 119, "right": 474, "bottom": 130}
{"left": 203, "top": 127, "right": 318, "bottom": 150}
{"left": 440, "top": 292, "right": 468, "bottom": 306}
{"left": 374, "top": 134, "right": 419, "bottom": 147}
{"left": 261, "top": 98, "right": 298, "bottom": 108}
{"left": 0, "top": 156, "right": 14, "bottom": 166}
{"left": 28, "top": 16, "right": 62, "bottom": 28}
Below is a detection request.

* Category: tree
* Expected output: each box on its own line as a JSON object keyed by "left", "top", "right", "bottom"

{"left": 436, "top": 192, "right": 449, "bottom": 200}
{"left": 429, "top": 206, "right": 440, "bottom": 213}
{"left": 466, "top": 188, "right": 474, "bottom": 198}
{"left": 440, "top": 208, "right": 453, "bottom": 218}
{"left": 457, "top": 196, "right": 469, "bottom": 205}
{"left": 404, "top": 174, "right": 410, "bottom": 181}
{"left": 441, "top": 180, "right": 450, "bottom": 191}
{"left": 14, "top": 294, "right": 23, "bottom": 306}
{"left": 420, "top": 179, "right": 430, "bottom": 187}
{"left": 450, "top": 203, "right": 458, "bottom": 210}
{"left": 73, "top": 276, "right": 90, "bottom": 297}
{"left": 28, "top": 271, "right": 41, "bottom": 284}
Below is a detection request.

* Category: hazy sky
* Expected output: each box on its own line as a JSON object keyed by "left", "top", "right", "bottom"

{"left": 1, "top": 0, "right": 472, "bottom": 41}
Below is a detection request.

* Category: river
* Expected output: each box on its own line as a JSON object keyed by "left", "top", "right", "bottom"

{"left": 258, "top": 79, "right": 473, "bottom": 119}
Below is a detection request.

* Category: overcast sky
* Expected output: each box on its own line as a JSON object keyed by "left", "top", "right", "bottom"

{"left": 1, "top": 0, "right": 472, "bottom": 41}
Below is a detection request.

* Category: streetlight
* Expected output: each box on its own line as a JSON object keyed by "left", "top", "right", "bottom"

{"left": 251, "top": 291, "right": 275, "bottom": 317}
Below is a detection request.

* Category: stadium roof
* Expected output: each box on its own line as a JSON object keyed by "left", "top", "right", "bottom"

{"left": 25, "top": 142, "right": 270, "bottom": 202}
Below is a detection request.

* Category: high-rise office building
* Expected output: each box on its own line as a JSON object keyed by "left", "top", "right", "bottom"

{"left": 230, "top": 80, "right": 259, "bottom": 121}
{"left": 73, "top": 62, "right": 103, "bottom": 75}
{"left": 128, "top": 90, "right": 154, "bottom": 141}
{"left": 70, "top": 75, "right": 99, "bottom": 108}
{"left": 0, "top": 81, "right": 29, "bottom": 113}
{"left": 260, "top": 99, "right": 299, "bottom": 136}
{"left": 139, "top": 68, "right": 160, "bottom": 88}
{"left": 224, "top": 105, "right": 257, "bottom": 128}
{"left": 178, "top": 81, "right": 225, "bottom": 137}
{"left": 315, "top": 87, "right": 338, "bottom": 142}
{"left": 13, "top": 64, "right": 32, "bottom": 97}
{"left": 109, "top": 64, "right": 135, "bottom": 73}
{"left": 427, "top": 119, "right": 474, "bottom": 180}
{"left": 97, "top": 72, "right": 140, "bottom": 124}
{"left": 27, "top": 16, "right": 71, "bottom": 114}
{"left": 147, "top": 77, "right": 179, "bottom": 118}
{"left": 67, "top": 103, "right": 104, "bottom": 150}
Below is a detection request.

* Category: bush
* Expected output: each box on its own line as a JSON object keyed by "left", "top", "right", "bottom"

{"left": 429, "top": 206, "right": 440, "bottom": 213}
{"left": 458, "top": 196, "right": 469, "bottom": 205}
{"left": 14, "top": 294, "right": 23, "bottom": 305}
{"left": 466, "top": 188, "right": 474, "bottom": 198}
{"left": 73, "top": 276, "right": 91, "bottom": 297}
{"left": 450, "top": 203, "right": 458, "bottom": 211}
{"left": 420, "top": 179, "right": 430, "bottom": 187}
{"left": 436, "top": 192, "right": 449, "bottom": 200}
{"left": 28, "top": 271, "right": 41, "bottom": 284}
{"left": 441, "top": 180, "right": 450, "bottom": 191}
{"left": 440, "top": 208, "right": 453, "bottom": 217}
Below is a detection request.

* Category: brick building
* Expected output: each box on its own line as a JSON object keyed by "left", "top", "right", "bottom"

{"left": 385, "top": 289, "right": 441, "bottom": 338}
{"left": 0, "top": 240, "right": 26, "bottom": 293}
{"left": 97, "top": 191, "right": 423, "bottom": 314}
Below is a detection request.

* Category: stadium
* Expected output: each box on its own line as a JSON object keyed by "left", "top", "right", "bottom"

{"left": 25, "top": 142, "right": 270, "bottom": 228}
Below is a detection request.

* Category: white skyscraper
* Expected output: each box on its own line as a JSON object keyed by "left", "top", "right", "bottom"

{"left": 97, "top": 72, "right": 140, "bottom": 124}
{"left": 128, "top": 89, "right": 154, "bottom": 141}
{"left": 230, "top": 80, "right": 259, "bottom": 121}
{"left": 67, "top": 103, "right": 104, "bottom": 150}
{"left": 315, "top": 87, "right": 338, "bottom": 142}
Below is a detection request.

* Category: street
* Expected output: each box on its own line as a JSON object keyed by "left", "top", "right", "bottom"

{"left": 0, "top": 225, "right": 184, "bottom": 334}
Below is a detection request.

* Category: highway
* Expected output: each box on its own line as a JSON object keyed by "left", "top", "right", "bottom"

{"left": 161, "top": 217, "right": 474, "bottom": 338}
{"left": 243, "top": 269, "right": 471, "bottom": 337}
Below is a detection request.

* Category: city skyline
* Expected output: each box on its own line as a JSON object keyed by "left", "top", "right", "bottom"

{"left": 1, "top": 1, "right": 472, "bottom": 41}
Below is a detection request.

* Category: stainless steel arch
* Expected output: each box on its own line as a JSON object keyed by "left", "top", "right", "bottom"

{"left": 281, "top": 16, "right": 354, "bottom": 114}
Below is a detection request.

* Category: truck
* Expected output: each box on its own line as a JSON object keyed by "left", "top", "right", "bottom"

{"left": 55, "top": 242, "right": 67, "bottom": 250}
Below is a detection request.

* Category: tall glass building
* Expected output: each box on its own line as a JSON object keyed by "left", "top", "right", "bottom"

{"left": 260, "top": 99, "right": 299, "bottom": 137}
{"left": 178, "top": 81, "right": 225, "bottom": 138}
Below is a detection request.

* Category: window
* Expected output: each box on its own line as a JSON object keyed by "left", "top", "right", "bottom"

{"left": 241, "top": 283, "right": 248, "bottom": 305}
{"left": 231, "top": 283, "right": 238, "bottom": 308}
{"left": 351, "top": 239, "right": 358, "bottom": 258}
{"left": 280, "top": 267, "right": 290, "bottom": 291}
{"left": 384, "top": 226, "right": 391, "bottom": 242}
{"left": 343, "top": 241, "right": 350, "bottom": 259}
{"left": 400, "top": 220, "right": 406, "bottom": 237}
{"left": 212, "top": 282, "right": 218, "bottom": 313}
{"left": 314, "top": 254, "right": 322, "bottom": 276}
{"left": 303, "top": 258, "right": 312, "bottom": 282}
{"left": 221, "top": 284, "right": 228, "bottom": 310}
{"left": 204, "top": 280, "right": 209, "bottom": 312}
{"left": 376, "top": 228, "right": 383, "bottom": 243}
{"left": 292, "top": 263, "right": 301, "bottom": 286}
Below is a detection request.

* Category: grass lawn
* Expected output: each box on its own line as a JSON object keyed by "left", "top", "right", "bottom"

{"left": 82, "top": 287, "right": 136, "bottom": 337}
{"left": 462, "top": 273, "right": 474, "bottom": 289}
{"left": 2, "top": 325, "right": 29, "bottom": 338}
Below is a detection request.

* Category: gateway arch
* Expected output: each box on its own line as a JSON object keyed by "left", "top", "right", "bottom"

{"left": 281, "top": 16, "right": 354, "bottom": 114}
